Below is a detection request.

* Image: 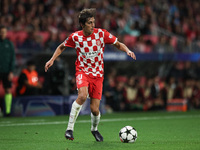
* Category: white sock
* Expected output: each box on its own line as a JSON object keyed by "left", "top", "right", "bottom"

{"left": 91, "top": 112, "right": 101, "bottom": 131}
{"left": 67, "top": 101, "right": 82, "bottom": 131}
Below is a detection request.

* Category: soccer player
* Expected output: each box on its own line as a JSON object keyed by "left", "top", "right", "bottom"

{"left": 0, "top": 25, "right": 15, "bottom": 117}
{"left": 45, "top": 8, "right": 136, "bottom": 142}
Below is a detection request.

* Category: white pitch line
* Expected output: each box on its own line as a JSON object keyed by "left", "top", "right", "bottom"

{"left": 0, "top": 114, "right": 200, "bottom": 127}
{"left": 0, "top": 121, "right": 12, "bottom": 124}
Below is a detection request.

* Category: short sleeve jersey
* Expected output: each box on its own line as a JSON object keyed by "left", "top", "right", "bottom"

{"left": 64, "top": 28, "right": 117, "bottom": 78}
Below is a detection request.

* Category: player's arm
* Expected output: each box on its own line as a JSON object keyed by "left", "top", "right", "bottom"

{"left": 113, "top": 41, "right": 136, "bottom": 60}
{"left": 45, "top": 43, "right": 67, "bottom": 72}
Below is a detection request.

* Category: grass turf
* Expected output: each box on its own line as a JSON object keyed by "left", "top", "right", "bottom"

{"left": 0, "top": 110, "right": 200, "bottom": 150}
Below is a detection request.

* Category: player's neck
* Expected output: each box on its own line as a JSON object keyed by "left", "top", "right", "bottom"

{"left": 83, "top": 30, "right": 93, "bottom": 36}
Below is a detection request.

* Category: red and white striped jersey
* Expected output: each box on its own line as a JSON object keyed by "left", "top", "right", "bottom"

{"left": 64, "top": 28, "right": 117, "bottom": 77}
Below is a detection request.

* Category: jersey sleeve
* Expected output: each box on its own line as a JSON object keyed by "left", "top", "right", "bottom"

{"left": 63, "top": 34, "right": 75, "bottom": 48}
{"left": 103, "top": 29, "right": 117, "bottom": 44}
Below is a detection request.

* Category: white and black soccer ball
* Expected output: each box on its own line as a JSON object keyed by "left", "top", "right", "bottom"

{"left": 119, "top": 126, "right": 137, "bottom": 143}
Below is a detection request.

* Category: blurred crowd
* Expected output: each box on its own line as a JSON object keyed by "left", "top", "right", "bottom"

{"left": 99, "top": 61, "right": 200, "bottom": 112}
{"left": 1, "top": 0, "right": 200, "bottom": 52}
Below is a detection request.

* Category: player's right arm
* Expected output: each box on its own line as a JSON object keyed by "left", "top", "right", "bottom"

{"left": 45, "top": 33, "right": 75, "bottom": 72}
{"left": 45, "top": 43, "right": 66, "bottom": 72}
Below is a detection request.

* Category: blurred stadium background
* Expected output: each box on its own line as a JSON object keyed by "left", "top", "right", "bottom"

{"left": 0, "top": 0, "right": 200, "bottom": 116}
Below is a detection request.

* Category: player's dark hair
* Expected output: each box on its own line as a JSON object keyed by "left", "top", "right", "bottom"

{"left": 79, "top": 8, "right": 96, "bottom": 26}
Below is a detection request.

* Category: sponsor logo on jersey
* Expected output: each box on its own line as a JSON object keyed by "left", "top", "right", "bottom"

{"left": 84, "top": 51, "right": 98, "bottom": 58}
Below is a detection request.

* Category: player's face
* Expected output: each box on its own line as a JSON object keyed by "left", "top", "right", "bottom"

{"left": 0, "top": 28, "right": 7, "bottom": 40}
{"left": 83, "top": 17, "right": 95, "bottom": 36}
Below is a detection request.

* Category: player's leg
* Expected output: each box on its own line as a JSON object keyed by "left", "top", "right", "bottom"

{"left": 90, "top": 98, "right": 103, "bottom": 142}
{"left": 65, "top": 86, "right": 88, "bottom": 140}
{"left": 4, "top": 88, "right": 12, "bottom": 116}
{"left": 2, "top": 74, "right": 12, "bottom": 117}
{"left": 90, "top": 98, "right": 100, "bottom": 130}
{"left": 89, "top": 76, "right": 104, "bottom": 142}
{"left": 67, "top": 86, "right": 88, "bottom": 130}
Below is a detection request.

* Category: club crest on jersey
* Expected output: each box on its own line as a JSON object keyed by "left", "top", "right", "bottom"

{"left": 96, "top": 39, "right": 101, "bottom": 46}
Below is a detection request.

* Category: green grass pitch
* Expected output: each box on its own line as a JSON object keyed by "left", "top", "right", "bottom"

{"left": 0, "top": 110, "right": 200, "bottom": 150}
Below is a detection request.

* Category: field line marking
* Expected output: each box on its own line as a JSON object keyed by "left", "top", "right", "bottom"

{"left": 0, "top": 114, "right": 200, "bottom": 127}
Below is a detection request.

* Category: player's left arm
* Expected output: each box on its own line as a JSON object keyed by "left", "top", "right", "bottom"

{"left": 113, "top": 41, "right": 136, "bottom": 60}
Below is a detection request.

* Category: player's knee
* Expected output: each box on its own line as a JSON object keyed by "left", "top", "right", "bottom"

{"left": 77, "top": 93, "right": 87, "bottom": 104}
{"left": 90, "top": 105, "right": 99, "bottom": 116}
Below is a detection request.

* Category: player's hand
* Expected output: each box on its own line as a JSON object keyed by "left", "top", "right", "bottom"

{"left": 45, "top": 60, "right": 54, "bottom": 72}
{"left": 127, "top": 51, "right": 136, "bottom": 60}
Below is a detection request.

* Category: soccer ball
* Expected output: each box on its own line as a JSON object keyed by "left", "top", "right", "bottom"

{"left": 119, "top": 126, "right": 137, "bottom": 143}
